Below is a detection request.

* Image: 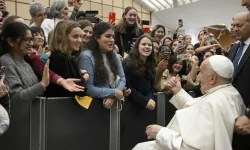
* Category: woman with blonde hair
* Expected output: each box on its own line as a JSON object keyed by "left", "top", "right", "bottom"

{"left": 45, "top": 20, "right": 87, "bottom": 97}
{"left": 115, "top": 6, "right": 144, "bottom": 57}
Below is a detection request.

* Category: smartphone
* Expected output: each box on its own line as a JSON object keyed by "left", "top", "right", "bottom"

{"left": 204, "top": 27, "right": 208, "bottom": 35}
{"left": 178, "top": 19, "right": 183, "bottom": 27}
{"left": 141, "top": 20, "right": 150, "bottom": 25}
{"left": 108, "top": 12, "right": 116, "bottom": 24}
{"left": 85, "top": 10, "right": 98, "bottom": 17}
{"left": 177, "top": 54, "right": 188, "bottom": 61}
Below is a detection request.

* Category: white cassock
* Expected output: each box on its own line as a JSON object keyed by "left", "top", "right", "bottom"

{"left": 0, "top": 104, "right": 9, "bottom": 136}
{"left": 133, "top": 84, "right": 246, "bottom": 150}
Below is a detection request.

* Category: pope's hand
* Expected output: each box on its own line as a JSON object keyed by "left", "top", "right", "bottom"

{"left": 167, "top": 77, "right": 182, "bottom": 94}
{"left": 146, "top": 125, "right": 163, "bottom": 139}
{"left": 234, "top": 115, "right": 250, "bottom": 135}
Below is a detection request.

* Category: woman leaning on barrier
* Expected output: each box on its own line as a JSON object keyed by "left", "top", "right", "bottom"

{"left": 78, "top": 21, "right": 126, "bottom": 108}
{"left": 44, "top": 20, "right": 88, "bottom": 97}
{"left": 0, "top": 22, "right": 49, "bottom": 147}
{"left": 123, "top": 34, "right": 157, "bottom": 110}
{"left": 77, "top": 21, "right": 126, "bottom": 149}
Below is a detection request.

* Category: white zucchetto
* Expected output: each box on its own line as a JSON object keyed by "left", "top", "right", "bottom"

{"left": 208, "top": 55, "right": 234, "bottom": 79}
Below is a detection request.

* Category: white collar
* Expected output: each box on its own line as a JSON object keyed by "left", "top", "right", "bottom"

{"left": 243, "top": 36, "right": 250, "bottom": 46}
{"left": 205, "top": 84, "right": 231, "bottom": 94}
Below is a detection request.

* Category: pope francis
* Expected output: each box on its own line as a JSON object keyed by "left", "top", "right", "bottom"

{"left": 133, "top": 55, "right": 246, "bottom": 150}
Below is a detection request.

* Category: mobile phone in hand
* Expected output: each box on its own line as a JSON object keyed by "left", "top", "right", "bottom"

{"left": 108, "top": 12, "right": 116, "bottom": 24}
{"left": 177, "top": 54, "right": 188, "bottom": 61}
{"left": 178, "top": 19, "right": 183, "bottom": 27}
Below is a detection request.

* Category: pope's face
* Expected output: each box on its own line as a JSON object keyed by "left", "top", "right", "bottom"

{"left": 198, "top": 59, "right": 213, "bottom": 94}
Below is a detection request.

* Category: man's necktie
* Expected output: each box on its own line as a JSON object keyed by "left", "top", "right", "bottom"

{"left": 233, "top": 42, "right": 245, "bottom": 71}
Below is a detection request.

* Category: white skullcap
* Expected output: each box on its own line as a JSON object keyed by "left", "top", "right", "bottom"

{"left": 208, "top": 55, "right": 234, "bottom": 79}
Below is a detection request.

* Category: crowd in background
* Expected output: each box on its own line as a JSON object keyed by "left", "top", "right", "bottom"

{"left": 0, "top": 0, "right": 249, "bottom": 149}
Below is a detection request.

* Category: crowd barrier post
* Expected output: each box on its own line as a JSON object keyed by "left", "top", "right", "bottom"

{"left": 157, "top": 92, "right": 166, "bottom": 127}
{"left": 109, "top": 100, "right": 121, "bottom": 150}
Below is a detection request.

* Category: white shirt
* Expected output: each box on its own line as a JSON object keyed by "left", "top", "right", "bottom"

{"left": 41, "top": 18, "right": 62, "bottom": 42}
{"left": 238, "top": 36, "right": 250, "bottom": 64}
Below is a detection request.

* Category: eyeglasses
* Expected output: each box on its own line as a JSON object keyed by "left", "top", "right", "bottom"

{"left": 24, "top": 37, "right": 35, "bottom": 45}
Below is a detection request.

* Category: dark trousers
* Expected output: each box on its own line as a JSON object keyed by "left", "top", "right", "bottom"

{"left": 232, "top": 133, "right": 250, "bottom": 150}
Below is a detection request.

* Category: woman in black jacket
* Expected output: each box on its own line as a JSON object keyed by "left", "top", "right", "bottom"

{"left": 115, "top": 6, "right": 144, "bottom": 57}
{"left": 123, "top": 34, "right": 156, "bottom": 110}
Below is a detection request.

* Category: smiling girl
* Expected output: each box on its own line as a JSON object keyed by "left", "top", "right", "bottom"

{"left": 115, "top": 7, "right": 144, "bottom": 57}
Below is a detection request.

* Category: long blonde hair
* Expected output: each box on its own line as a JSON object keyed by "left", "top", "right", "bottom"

{"left": 115, "top": 7, "right": 141, "bottom": 36}
{"left": 48, "top": 20, "right": 80, "bottom": 56}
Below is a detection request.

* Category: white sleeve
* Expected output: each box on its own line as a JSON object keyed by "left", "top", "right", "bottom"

{"left": 0, "top": 104, "right": 9, "bottom": 136}
{"left": 169, "top": 89, "right": 195, "bottom": 109}
{"left": 155, "top": 127, "right": 182, "bottom": 150}
{"left": 41, "top": 19, "right": 53, "bottom": 42}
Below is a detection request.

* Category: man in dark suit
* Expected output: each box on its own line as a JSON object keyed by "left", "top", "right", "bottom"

{"left": 242, "top": 0, "right": 250, "bottom": 11}
{"left": 228, "top": 12, "right": 250, "bottom": 150}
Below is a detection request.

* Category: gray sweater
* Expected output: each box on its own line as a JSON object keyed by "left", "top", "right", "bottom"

{"left": 78, "top": 50, "right": 126, "bottom": 98}
{"left": 0, "top": 53, "right": 45, "bottom": 104}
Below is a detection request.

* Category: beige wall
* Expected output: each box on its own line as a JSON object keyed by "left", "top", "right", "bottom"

{"left": 6, "top": 0, "right": 151, "bottom": 25}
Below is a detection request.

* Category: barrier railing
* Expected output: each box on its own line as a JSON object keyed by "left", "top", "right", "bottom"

{"left": 0, "top": 92, "right": 176, "bottom": 150}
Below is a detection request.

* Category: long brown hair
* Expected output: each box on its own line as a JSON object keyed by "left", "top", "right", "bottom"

{"left": 87, "top": 22, "right": 118, "bottom": 84}
{"left": 115, "top": 7, "right": 141, "bottom": 36}
{"left": 123, "top": 34, "right": 156, "bottom": 79}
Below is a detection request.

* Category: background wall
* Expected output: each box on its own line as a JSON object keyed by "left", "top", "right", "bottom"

{"left": 5, "top": 0, "right": 151, "bottom": 25}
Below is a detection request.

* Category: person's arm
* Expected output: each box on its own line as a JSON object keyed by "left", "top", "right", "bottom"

{"left": 155, "top": 60, "right": 168, "bottom": 91}
{"left": 114, "top": 53, "right": 126, "bottom": 91}
{"left": 169, "top": 89, "right": 195, "bottom": 109}
{"left": 29, "top": 53, "right": 60, "bottom": 84}
{"left": 195, "top": 44, "right": 221, "bottom": 54}
{"left": 189, "top": 56, "right": 198, "bottom": 82}
{"left": 78, "top": 52, "right": 116, "bottom": 98}
{"left": 155, "top": 69, "right": 167, "bottom": 92}
{"left": 68, "top": 1, "right": 81, "bottom": 21}
{"left": 3, "top": 63, "right": 45, "bottom": 103}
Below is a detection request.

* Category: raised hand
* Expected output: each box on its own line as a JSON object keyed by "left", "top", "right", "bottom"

{"left": 41, "top": 60, "right": 50, "bottom": 88}
{"left": 167, "top": 77, "right": 182, "bottom": 94}
{"left": 157, "top": 59, "right": 168, "bottom": 73}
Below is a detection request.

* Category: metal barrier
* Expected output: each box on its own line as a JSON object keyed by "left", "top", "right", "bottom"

{"left": 0, "top": 92, "right": 175, "bottom": 150}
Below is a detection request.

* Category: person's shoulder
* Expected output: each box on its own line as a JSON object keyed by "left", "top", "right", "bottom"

{"left": 80, "top": 50, "right": 93, "bottom": 57}
{"left": 0, "top": 53, "right": 13, "bottom": 63}
{"left": 50, "top": 51, "right": 68, "bottom": 61}
{"left": 208, "top": 85, "right": 242, "bottom": 104}
{"left": 122, "top": 59, "right": 133, "bottom": 71}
